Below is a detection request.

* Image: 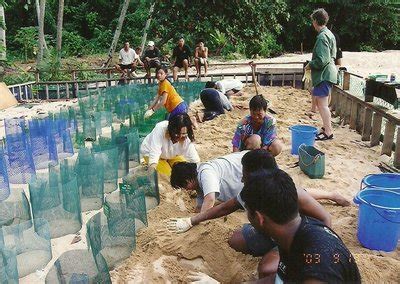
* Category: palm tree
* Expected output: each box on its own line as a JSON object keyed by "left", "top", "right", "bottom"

{"left": 56, "top": 0, "right": 64, "bottom": 58}
{"left": 0, "top": 0, "right": 6, "bottom": 61}
{"left": 105, "top": 0, "right": 131, "bottom": 67}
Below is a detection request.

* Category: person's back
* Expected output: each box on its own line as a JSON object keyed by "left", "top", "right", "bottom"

{"left": 278, "top": 216, "right": 361, "bottom": 283}
{"left": 197, "top": 151, "right": 247, "bottom": 202}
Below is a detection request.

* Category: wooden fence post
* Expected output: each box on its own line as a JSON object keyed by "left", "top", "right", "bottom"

{"left": 361, "top": 108, "right": 373, "bottom": 141}
{"left": 370, "top": 113, "right": 383, "bottom": 146}
{"left": 381, "top": 121, "right": 396, "bottom": 156}
{"left": 394, "top": 126, "right": 400, "bottom": 168}
{"left": 343, "top": 72, "right": 350, "bottom": 90}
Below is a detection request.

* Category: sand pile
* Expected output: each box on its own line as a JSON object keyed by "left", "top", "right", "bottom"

{"left": 111, "top": 85, "right": 400, "bottom": 283}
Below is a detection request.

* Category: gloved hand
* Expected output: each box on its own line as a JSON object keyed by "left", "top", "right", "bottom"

{"left": 144, "top": 109, "right": 154, "bottom": 119}
{"left": 147, "top": 163, "right": 157, "bottom": 173}
{"left": 187, "top": 271, "right": 219, "bottom": 284}
{"left": 167, "top": 217, "right": 193, "bottom": 233}
{"left": 302, "top": 68, "right": 311, "bottom": 82}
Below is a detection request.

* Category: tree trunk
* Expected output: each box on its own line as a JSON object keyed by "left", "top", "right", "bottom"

{"left": 0, "top": 4, "right": 6, "bottom": 61}
{"left": 56, "top": 0, "right": 64, "bottom": 57}
{"left": 35, "top": 0, "right": 47, "bottom": 50}
{"left": 140, "top": 2, "right": 155, "bottom": 53}
{"left": 105, "top": 0, "right": 131, "bottom": 67}
{"left": 37, "top": 0, "right": 46, "bottom": 64}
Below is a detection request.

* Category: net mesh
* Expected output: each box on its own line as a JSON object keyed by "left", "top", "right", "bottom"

{"left": 45, "top": 249, "right": 111, "bottom": 284}
{"left": 0, "top": 187, "right": 31, "bottom": 229}
{"left": 0, "top": 219, "right": 52, "bottom": 277}
{"left": 0, "top": 147, "right": 10, "bottom": 201}
{"left": 0, "top": 247, "right": 18, "bottom": 283}
{"left": 28, "top": 162, "right": 82, "bottom": 238}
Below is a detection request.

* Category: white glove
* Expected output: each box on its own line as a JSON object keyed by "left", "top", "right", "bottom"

{"left": 187, "top": 271, "right": 219, "bottom": 284}
{"left": 144, "top": 109, "right": 154, "bottom": 119}
{"left": 167, "top": 218, "right": 193, "bottom": 233}
{"left": 302, "top": 68, "right": 311, "bottom": 82}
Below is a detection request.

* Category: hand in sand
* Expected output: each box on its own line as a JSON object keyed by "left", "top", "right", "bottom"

{"left": 144, "top": 109, "right": 154, "bottom": 119}
{"left": 187, "top": 271, "right": 219, "bottom": 284}
{"left": 167, "top": 218, "right": 193, "bottom": 233}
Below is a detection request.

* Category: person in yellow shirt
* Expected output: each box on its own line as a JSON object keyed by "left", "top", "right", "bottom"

{"left": 145, "top": 67, "right": 188, "bottom": 119}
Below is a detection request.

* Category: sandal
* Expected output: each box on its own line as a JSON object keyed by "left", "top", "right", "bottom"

{"left": 316, "top": 132, "right": 333, "bottom": 141}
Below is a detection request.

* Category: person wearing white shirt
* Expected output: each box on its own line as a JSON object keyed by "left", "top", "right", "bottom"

{"left": 140, "top": 113, "right": 200, "bottom": 176}
{"left": 115, "top": 42, "right": 143, "bottom": 78}
{"left": 214, "top": 79, "right": 244, "bottom": 97}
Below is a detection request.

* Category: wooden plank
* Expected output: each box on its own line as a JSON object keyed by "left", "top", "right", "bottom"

{"left": 381, "top": 121, "right": 396, "bottom": 156}
{"left": 85, "top": 83, "right": 89, "bottom": 93}
{"left": 292, "top": 73, "right": 296, "bottom": 88}
{"left": 349, "top": 101, "right": 358, "bottom": 129}
{"left": 370, "top": 113, "right": 383, "bottom": 146}
{"left": 45, "top": 85, "right": 49, "bottom": 100}
{"left": 330, "top": 88, "right": 337, "bottom": 112}
{"left": 56, "top": 84, "right": 60, "bottom": 99}
{"left": 356, "top": 104, "right": 364, "bottom": 133}
{"left": 65, "top": 83, "right": 70, "bottom": 98}
{"left": 394, "top": 126, "right": 400, "bottom": 168}
{"left": 24, "top": 85, "right": 28, "bottom": 101}
{"left": 245, "top": 74, "right": 248, "bottom": 84}
{"left": 343, "top": 72, "right": 350, "bottom": 90}
{"left": 344, "top": 97, "right": 352, "bottom": 125}
{"left": 281, "top": 73, "right": 285, "bottom": 86}
{"left": 361, "top": 108, "right": 373, "bottom": 141}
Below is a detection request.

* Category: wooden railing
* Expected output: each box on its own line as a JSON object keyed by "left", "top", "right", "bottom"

{"left": 331, "top": 71, "right": 400, "bottom": 169}
{"left": 7, "top": 81, "right": 36, "bottom": 101}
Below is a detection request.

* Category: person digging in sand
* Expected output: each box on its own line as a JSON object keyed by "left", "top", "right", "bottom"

{"left": 305, "top": 8, "right": 337, "bottom": 141}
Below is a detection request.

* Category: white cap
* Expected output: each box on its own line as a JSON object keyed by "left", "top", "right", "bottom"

{"left": 147, "top": 41, "right": 155, "bottom": 47}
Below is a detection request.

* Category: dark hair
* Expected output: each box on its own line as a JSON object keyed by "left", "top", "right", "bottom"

{"left": 168, "top": 113, "right": 195, "bottom": 142}
{"left": 310, "top": 8, "right": 329, "bottom": 26}
{"left": 197, "top": 39, "right": 204, "bottom": 44}
{"left": 171, "top": 162, "right": 198, "bottom": 189}
{"left": 240, "top": 169, "right": 299, "bottom": 224}
{"left": 249, "top": 95, "right": 268, "bottom": 111}
{"left": 158, "top": 67, "right": 169, "bottom": 74}
{"left": 242, "top": 149, "right": 278, "bottom": 173}
{"left": 205, "top": 81, "right": 216, "bottom": 88}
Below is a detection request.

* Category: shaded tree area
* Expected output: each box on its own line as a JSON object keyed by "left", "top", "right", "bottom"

{"left": 3, "top": 0, "right": 399, "bottom": 62}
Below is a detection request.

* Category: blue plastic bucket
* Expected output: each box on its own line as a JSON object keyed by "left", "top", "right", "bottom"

{"left": 289, "top": 125, "right": 318, "bottom": 155}
{"left": 361, "top": 173, "right": 400, "bottom": 193}
{"left": 353, "top": 189, "right": 400, "bottom": 252}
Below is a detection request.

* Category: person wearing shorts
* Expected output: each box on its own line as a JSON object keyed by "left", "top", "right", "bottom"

{"left": 115, "top": 42, "right": 141, "bottom": 78}
{"left": 143, "top": 41, "right": 162, "bottom": 78}
{"left": 172, "top": 37, "right": 191, "bottom": 81}
{"left": 305, "top": 8, "right": 337, "bottom": 141}
{"left": 194, "top": 40, "right": 208, "bottom": 77}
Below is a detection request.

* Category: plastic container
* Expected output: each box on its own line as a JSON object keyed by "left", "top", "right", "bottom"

{"left": 298, "top": 144, "right": 325, "bottom": 179}
{"left": 289, "top": 125, "right": 318, "bottom": 155}
{"left": 353, "top": 189, "right": 400, "bottom": 252}
{"left": 360, "top": 173, "right": 400, "bottom": 193}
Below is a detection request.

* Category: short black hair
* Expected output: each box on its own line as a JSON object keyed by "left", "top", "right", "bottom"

{"left": 240, "top": 169, "right": 299, "bottom": 224}
{"left": 168, "top": 113, "right": 195, "bottom": 142}
{"left": 159, "top": 67, "right": 168, "bottom": 74}
{"left": 205, "top": 81, "right": 216, "bottom": 88}
{"left": 310, "top": 8, "right": 329, "bottom": 26}
{"left": 197, "top": 39, "right": 204, "bottom": 44}
{"left": 249, "top": 95, "right": 268, "bottom": 111}
{"left": 242, "top": 149, "right": 278, "bottom": 173}
{"left": 170, "top": 162, "right": 198, "bottom": 189}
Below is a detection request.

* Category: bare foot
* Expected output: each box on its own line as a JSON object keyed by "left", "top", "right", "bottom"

{"left": 195, "top": 111, "right": 204, "bottom": 123}
{"left": 331, "top": 193, "right": 351, "bottom": 207}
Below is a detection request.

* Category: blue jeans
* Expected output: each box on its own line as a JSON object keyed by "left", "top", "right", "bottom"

{"left": 242, "top": 223, "right": 277, "bottom": 257}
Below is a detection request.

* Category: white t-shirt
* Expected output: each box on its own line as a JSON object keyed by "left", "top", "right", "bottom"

{"left": 197, "top": 151, "right": 249, "bottom": 202}
{"left": 215, "top": 79, "right": 243, "bottom": 95}
{"left": 119, "top": 48, "right": 137, "bottom": 65}
{"left": 140, "top": 121, "right": 200, "bottom": 165}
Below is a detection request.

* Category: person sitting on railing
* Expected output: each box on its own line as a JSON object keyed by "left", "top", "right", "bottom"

{"left": 172, "top": 37, "right": 192, "bottom": 82}
{"left": 115, "top": 41, "right": 143, "bottom": 78}
{"left": 194, "top": 39, "right": 209, "bottom": 78}
{"left": 140, "top": 113, "right": 200, "bottom": 176}
{"left": 142, "top": 41, "right": 162, "bottom": 78}
{"left": 195, "top": 81, "right": 233, "bottom": 123}
{"left": 305, "top": 8, "right": 337, "bottom": 141}
{"left": 232, "top": 95, "right": 283, "bottom": 157}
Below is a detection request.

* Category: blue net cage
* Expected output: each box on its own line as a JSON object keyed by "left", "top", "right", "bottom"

{"left": 93, "top": 147, "right": 119, "bottom": 194}
{"left": 0, "top": 187, "right": 31, "bottom": 229}
{"left": 0, "top": 247, "right": 18, "bottom": 283}
{"left": 0, "top": 147, "right": 10, "bottom": 202}
{"left": 4, "top": 118, "right": 36, "bottom": 184}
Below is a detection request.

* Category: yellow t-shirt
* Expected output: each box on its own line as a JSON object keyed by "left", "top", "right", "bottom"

{"left": 158, "top": 80, "right": 183, "bottom": 113}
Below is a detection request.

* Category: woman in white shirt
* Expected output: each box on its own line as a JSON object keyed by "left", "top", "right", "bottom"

{"left": 140, "top": 113, "right": 200, "bottom": 176}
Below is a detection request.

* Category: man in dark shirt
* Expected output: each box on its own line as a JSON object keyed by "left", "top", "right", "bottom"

{"left": 142, "top": 41, "right": 162, "bottom": 78}
{"left": 240, "top": 169, "right": 361, "bottom": 283}
{"left": 172, "top": 37, "right": 191, "bottom": 81}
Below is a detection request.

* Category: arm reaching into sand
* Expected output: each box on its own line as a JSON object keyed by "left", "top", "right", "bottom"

{"left": 167, "top": 198, "right": 242, "bottom": 233}
{"left": 200, "top": 193, "right": 216, "bottom": 212}
{"left": 187, "top": 271, "right": 219, "bottom": 284}
{"left": 297, "top": 188, "right": 332, "bottom": 227}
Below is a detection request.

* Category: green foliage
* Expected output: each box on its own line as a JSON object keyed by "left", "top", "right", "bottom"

{"left": 37, "top": 47, "right": 69, "bottom": 81}
{"left": 62, "top": 31, "right": 84, "bottom": 56}
{"left": 13, "top": 27, "right": 38, "bottom": 62}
